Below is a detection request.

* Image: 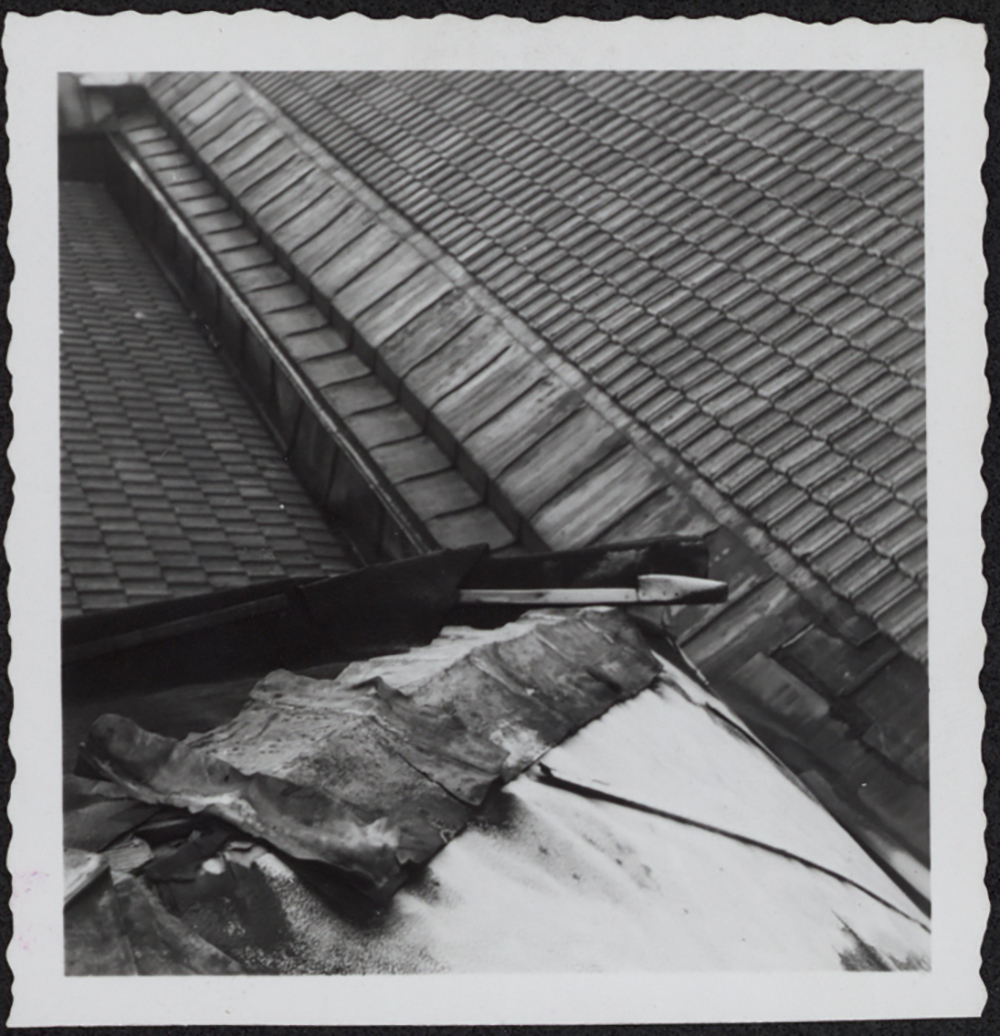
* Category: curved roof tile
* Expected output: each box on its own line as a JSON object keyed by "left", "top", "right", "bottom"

{"left": 242, "top": 70, "right": 925, "bottom": 655}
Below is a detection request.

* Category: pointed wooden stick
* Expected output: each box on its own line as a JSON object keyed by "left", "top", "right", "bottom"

{"left": 457, "top": 573, "right": 727, "bottom": 607}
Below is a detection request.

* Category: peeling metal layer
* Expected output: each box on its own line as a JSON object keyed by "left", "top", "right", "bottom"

{"left": 142, "top": 650, "right": 928, "bottom": 974}
{"left": 79, "top": 608, "right": 660, "bottom": 895}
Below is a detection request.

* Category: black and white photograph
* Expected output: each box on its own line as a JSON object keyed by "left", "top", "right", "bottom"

{"left": 5, "top": 11, "right": 988, "bottom": 1026}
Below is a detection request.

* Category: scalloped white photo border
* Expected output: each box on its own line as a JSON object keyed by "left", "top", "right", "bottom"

{"left": 4, "top": 11, "right": 988, "bottom": 1025}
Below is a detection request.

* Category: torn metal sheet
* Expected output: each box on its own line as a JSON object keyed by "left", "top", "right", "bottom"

{"left": 190, "top": 664, "right": 927, "bottom": 974}
{"left": 79, "top": 714, "right": 406, "bottom": 890}
{"left": 80, "top": 608, "right": 661, "bottom": 894}
{"left": 63, "top": 775, "right": 161, "bottom": 852}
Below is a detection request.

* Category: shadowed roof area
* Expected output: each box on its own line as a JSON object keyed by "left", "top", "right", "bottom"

{"left": 244, "top": 69, "right": 926, "bottom": 657}
{"left": 60, "top": 180, "right": 356, "bottom": 615}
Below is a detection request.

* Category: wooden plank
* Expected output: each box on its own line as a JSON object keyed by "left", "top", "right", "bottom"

{"left": 174, "top": 194, "right": 230, "bottom": 219}
{"left": 459, "top": 575, "right": 727, "bottom": 606}
{"left": 266, "top": 306, "right": 329, "bottom": 338}
{"left": 212, "top": 124, "right": 288, "bottom": 180}
{"left": 403, "top": 314, "right": 512, "bottom": 410}
{"left": 531, "top": 446, "right": 667, "bottom": 547}
{"left": 225, "top": 139, "right": 299, "bottom": 197}
{"left": 682, "top": 577, "right": 813, "bottom": 678}
{"left": 298, "top": 546, "right": 486, "bottom": 652}
{"left": 426, "top": 507, "right": 516, "bottom": 551}
{"left": 432, "top": 347, "right": 542, "bottom": 443}
{"left": 239, "top": 151, "right": 316, "bottom": 216}
{"left": 255, "top": 169, "right": 334, "bottom": 233}
{"left": 181, "top": 95, "right": 253, "bottom": 152}
{"left": 277, "top": 188, "right": 354, "bottom": 257}
{"left": 150, "top": 165, "right": 203, "bottom": 189}
{"left": 294, "top": 202, "right": 379, "bottom": 278}
{"left": 159, "top": 74, "right": 224, "bottom": 124}
{"left": 63, "top": 594, "right": 289, "bottom": 663}
{"left": 145, "top": 152, "right": 193, "bottom": 173}
{"left": 198, "top": 111, "right": 270, "bottom": 165}
{"left": 599, "top": 483, "right": 717, "bottom": 543}
{"left": 167, "top": 74, "right": 233, "bottom": 123}
{"left": 163, "top": 179, "right": 215, "bottom": 203}
{"left": 369, "top": 436, "right": 452, "bottom": 484}
{"left": 321, "top": 375, "right": 396, "bottom": 417}
{"left": 290, "top": 204, "right": 370, "bottom": 278}
{"left": 180, "top": 101, "right": 258, "bottom": 160}
{"left": 189, "top": 209, "right": 244, "bottom": 235}
{"left": 62, "top": 574, "right": 298, "bottom": 648}
{"left": 269, "top": 186, "right": 354, "bottom": 256}
{"left": 123, "top": 125, "right": 168, "bottom": 146}
{"left": 133, "top": 137, "right": 181, "bottom": 160}
{"left": 492, "top": 401, "right": 621, "bottom": 515}
{"left": 397, "top": 469, "right": 484, "bottom": 521}
{"left": 226, "top": 262, "right": 291, "bottom": 294}
{"left": 299, "top": 350, "right": 369, "bottom": 389}
{"left": 245, "top": 281, "right": 310, "bottom": 316}
{"left": 280, "top": 326, "right": 350, "bottom": 363}
{"left": 215, "top": 244, "right": 276, "bottom": 274}
{"left": 146, "top": 72, "right": 203, "bottom": 112}
{"left": 348, "top": 405, "right": 424, "bottom": 450}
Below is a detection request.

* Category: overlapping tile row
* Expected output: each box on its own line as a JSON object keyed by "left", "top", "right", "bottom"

{"left": 60, "top": 180, "right": 355, "bottom": 616}
{"left": 112, "top": 106, "right": 515, "bottom": 556}
{"left": 143, "top": 72, "right": 698, "bottom": 556}
{"left": 242, "top": 69, "right": 926, "bottom": 661}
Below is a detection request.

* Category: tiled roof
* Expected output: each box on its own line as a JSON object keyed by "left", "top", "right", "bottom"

{"left": 111, "top": 109, "right": 517, "bottom": 555}
{"left": 60, "top": 180, "right": 356, "bottom": 615}
{"left": 243, "top": 69, "right": 926, "bottom": 656}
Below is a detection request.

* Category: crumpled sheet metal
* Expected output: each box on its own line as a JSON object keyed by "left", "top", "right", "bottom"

{"left": 81, "top": 608, "right": 660, "bottom": 895}
{"left": 161, "top": 668, "right": 930, "bottom": 975}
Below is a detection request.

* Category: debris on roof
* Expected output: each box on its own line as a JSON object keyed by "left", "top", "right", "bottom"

{"left": 79, "top": 608, "right": 660, "bottom": 896}
{"left": 66, "top": 608, "right": 929, "bottom": 974}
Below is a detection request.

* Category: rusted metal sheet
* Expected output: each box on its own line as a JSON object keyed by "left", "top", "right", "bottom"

{"left": 73, "top": 645, "right": 928, "bottom": 975}
{"left": 78, "top": 608, "right": 662, "bottom": 896}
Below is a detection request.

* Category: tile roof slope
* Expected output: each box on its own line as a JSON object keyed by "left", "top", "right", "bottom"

{"left": 243, "top": 69, "right": 926, "bottom": 656}
{"left": 61, "top": 180, "right": 356, "bottom": 616}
